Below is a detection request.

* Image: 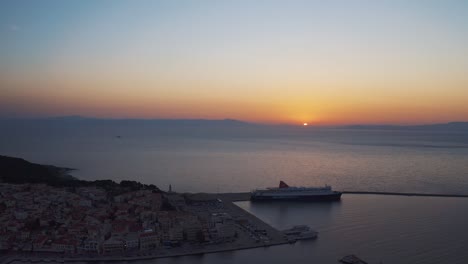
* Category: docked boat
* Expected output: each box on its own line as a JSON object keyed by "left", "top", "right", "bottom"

{"left": 282, "top": 225, "right": 318, "bottom": 242}
{"left": 339, "top": 255, "right": 369, "bottom": 264}
{"left": 251, "top": 181, "right": 342, "bottom": 201}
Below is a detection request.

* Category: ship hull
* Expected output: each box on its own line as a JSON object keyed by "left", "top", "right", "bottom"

{"left": 251, "top": 192, "right": 342, "bottom": 202}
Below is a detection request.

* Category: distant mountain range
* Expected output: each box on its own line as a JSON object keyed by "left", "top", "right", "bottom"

{"left": 1, "top": 116, "right": 467, "bottom": 131}
{"left": 6, "top": 116, "right": 252, "bottom": 126}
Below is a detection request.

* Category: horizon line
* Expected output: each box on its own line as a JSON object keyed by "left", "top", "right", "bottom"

{"left": 1, "top": 115, "right": 468, "bottom": 127}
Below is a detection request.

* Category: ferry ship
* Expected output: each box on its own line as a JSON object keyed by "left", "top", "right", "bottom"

{"left": 251, "top": 181, "right": 342, "bottom": 201}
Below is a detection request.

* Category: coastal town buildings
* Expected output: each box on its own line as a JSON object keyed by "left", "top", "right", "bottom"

{"left": 0, "top": 183, "right": 243, "bottom": 256}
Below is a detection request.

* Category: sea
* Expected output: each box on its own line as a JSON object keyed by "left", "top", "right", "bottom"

{"left": 1, "top": 120, "right": 468, "bottom": 263}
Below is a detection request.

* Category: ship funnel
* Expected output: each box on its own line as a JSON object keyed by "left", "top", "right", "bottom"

{"left": 279, "top": 181, "right": 289, "bottom": 188}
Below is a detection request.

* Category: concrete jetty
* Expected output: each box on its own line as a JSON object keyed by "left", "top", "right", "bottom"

{"left": 213, "top": 191, "right": 468, "bottom": 202}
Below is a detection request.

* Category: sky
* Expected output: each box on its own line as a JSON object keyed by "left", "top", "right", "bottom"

{"left": 1, "top": 0, "right": 468, "bottom": 125}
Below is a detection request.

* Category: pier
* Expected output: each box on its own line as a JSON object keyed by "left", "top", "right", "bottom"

{"left": 213, "top": 191, "right": 468, "bottom": 202}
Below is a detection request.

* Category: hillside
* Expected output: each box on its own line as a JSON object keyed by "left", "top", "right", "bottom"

{"left": 0, "top": 155, "right": 160, "bottom": 193}
{"left": 0, "top": 155, "right": 75, "bottom": 185}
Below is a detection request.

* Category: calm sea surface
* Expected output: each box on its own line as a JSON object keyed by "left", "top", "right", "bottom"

{"left": 2, "top": 122, "right": 468, "bottom": 263}
{"left": 1, "top": 123, "right": 467, "bottom": 194}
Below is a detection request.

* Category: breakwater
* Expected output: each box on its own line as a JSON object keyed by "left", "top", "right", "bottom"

{"left": 341, "top": 191, "right": 468, "bottom": 198}
{"left": 215, "top": 191, "right": 468, "bottom": 202}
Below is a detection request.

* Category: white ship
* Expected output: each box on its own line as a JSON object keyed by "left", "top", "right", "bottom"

{"left": 251, "top": 181, "right": 342, "bottom": 201}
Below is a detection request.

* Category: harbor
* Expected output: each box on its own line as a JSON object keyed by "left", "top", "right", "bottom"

{"left": 3, "top": 188, "right": 468, "bottom": 264}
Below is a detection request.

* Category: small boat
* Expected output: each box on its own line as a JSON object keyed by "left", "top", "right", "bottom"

{"left": 339, "top": 255, "right": 368, "bottom": 264}
{"left": 282, "top": 225, "right": 318, "bottom": 241}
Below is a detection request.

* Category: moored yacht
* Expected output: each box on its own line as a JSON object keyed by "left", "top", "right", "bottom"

{"left": 282, "top": 225, "right": 318, "bottom": 242}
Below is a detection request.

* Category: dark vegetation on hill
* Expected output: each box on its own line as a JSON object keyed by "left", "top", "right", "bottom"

{"left": 0, "top": 155, "right": 160, "bottom": 194}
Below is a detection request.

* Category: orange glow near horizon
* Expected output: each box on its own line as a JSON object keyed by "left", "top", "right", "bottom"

{"left": 2, "top": 83, "right": 468, "bottom": 126}
{"left": 1, "top": 70, "right": 468, "bottom": 125}
{"left": 1, "top": 62, "right": 464, "bottom": 125}
{"left": 1, "top": 2, "right": 468, "bottom": 125}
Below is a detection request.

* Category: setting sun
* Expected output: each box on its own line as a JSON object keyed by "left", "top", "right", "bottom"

{"left": 303, "top": 123, "right": 308, "bottom": 126}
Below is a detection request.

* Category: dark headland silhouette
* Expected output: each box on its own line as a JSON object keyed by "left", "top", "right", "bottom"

{"left": 0, "top": 155, "right": 160, "bottom": 193}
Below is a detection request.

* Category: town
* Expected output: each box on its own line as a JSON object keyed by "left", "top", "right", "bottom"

{"left": 0, "top": 183, "right": 288, "bottom": 261}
